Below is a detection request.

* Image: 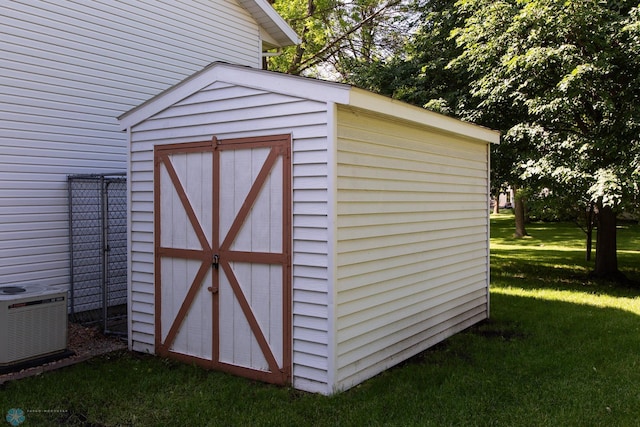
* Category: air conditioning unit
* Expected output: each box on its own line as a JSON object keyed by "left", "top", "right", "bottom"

{"left": 0, "top": 284, "right": 68, "bottom": 366}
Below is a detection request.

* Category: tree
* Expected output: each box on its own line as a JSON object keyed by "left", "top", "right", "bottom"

{"left": 450, "top": 0, "right": 640, "bottom": 280}
{"left": 270, "top": 0, "right": 412, "bottom": 77}
{"left": 272, "top": 0, "right": 640, "bottom": 280}
{"left": 343, "top": 0, "right": 467, "bottom": 107}
{"left": 268, "top": 0, "right": 335, "bottom": 75}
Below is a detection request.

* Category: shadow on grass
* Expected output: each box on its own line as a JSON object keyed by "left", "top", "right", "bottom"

{"left": 1, "top": 215, "right": 638, "bottom": 426}
{"left": 381, "top": 291, "right": 640, "bottom": 426}
{"left": 491, "top": 256, "right": 640, "bottom": 302}
{"left": 491, "top": 214, "right": 640, "bottom": 297}
{"left": 491, "top": 212, "right": 640, "bottom": 250}
{"left": 1, "top": 297, "right": 639, "bottom": 426}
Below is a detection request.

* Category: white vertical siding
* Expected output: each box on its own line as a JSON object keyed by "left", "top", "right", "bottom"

{"left": 0, "top": 0, "right": 263, "bottom": 289}
{"left": 128, "top": 81, "right": 332, "bottom": 393}
{"left": 334, "top": 106, "right": 490, "bottom": 391}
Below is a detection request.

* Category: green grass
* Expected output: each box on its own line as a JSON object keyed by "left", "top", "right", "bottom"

{"left": 2, "top": 214, "right": 640, "bottom": 426}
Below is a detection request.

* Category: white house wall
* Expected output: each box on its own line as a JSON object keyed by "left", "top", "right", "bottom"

{"left": 128, "top": 81, "right": 332, "bottom": 393}
{"left": 334, "top": 106, "right": 490, "bottom": 391}
{"left": 0, "top": 0, "right": 265, "bottom": 289}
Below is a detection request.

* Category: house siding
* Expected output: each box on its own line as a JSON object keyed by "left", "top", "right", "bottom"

{"left": 334, "top": 106, "right": 490, "bottom": 391}
{"left": 0, "top": 0, "right": 264, "bottom": 289}
{"left": 128, "top": 81, "right": 332, "bottom": 393}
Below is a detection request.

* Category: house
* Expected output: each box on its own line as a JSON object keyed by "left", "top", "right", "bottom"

{"left": 119, "top": 62, "right": 500, "bottom": 394}
{"left": 0, "top": 1, "right": 297, "bottom": 293}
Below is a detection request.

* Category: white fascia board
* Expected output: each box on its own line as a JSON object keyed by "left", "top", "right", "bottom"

{"left": 215, "top": 65, "right": 351, "bottom": 104}
{"left": 347, "top": 87, "right": 501, "bottom": 144}
{"left": 239, "top": 0, "right": 301, "bottom": 47}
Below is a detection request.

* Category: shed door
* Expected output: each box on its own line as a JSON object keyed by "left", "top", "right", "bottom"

{"left": 154, "top": 135, "right": 292, "bottom": 385}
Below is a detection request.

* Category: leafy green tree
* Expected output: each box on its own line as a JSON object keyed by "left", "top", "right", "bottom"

{"left": 270, "top": 0, "right": 412, "bottom": 77}
{"left": 344, "top": 1, "right": 465, "bottom": 107}
{"left": 449, "top": 0, "right": 640, "bottom": 280}
{"left": 339, "top": 0, "right": 640, "bottom": 278}
{"left": 268, "top": 0, "right": 334, "bottom": 75}
{"left": 273, "top": 0, "right": 640, "bottom": 280}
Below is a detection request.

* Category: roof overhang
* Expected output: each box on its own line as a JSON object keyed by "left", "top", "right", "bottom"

{"left": 240, "top": 0, "right": 300, "bottom": 48}
{"left": 348, "top": 88, "right": 500, "bottom": 144}
{"left": 119, "top": 62, "right": 500, "bottom": 145}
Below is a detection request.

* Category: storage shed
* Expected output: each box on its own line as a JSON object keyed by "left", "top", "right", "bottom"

{"left": 119, "top": 62, "right": 500, "bottom": 395}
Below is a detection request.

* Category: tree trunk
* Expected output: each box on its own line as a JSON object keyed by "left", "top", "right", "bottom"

{"left": 493, "top": 188, "right": 500, "bottom": 215}
{"left": 593, "top": 204, "right": 622, "bottom": 280}
{"left": 286, "top": 0, "right": 316, "bottom": 75}
{"left": 585, "top": 202, "right": 594, "bottom": 261}
{"left": 513, "top": 186, "right": 528, "bottom": 238}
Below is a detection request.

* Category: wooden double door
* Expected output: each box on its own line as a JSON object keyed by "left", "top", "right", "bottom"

{"left": 154, "top": 134, "right": 291, "bottom": 384}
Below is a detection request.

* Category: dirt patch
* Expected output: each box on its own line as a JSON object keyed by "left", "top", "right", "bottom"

{"left": 0, "top": 323, "right": 126, "bottom": 384}
{"left": 469, "top": 319, "right": 527, "bottom": 342}
{"left": 67, "top": 323, "right": 126, "bottom": 357}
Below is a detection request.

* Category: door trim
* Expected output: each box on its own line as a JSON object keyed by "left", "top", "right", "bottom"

{"left": 153, "top": 135, "right": 292, "bottom": 385}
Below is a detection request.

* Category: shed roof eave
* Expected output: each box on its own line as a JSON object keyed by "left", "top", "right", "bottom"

{"left": 346, "top": 88, "right": 500, "bottom": 145}
{"left": 118, "top": 63, "right": 501, "bottom": 145}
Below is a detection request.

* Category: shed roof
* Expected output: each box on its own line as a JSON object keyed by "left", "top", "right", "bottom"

{"left": 119, "top": 62, "right": 500, "bottom": 144}
{"left": 241, "top": 0, "right": 300, "bottom": 48}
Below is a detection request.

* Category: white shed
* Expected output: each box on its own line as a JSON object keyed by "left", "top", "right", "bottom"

{"left": 119, "top": 62, "right": 500, "bottom": 395}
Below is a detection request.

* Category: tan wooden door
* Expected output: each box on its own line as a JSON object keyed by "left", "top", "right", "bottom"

{"left": 154, "top": 135, "right": 291, "bottom": 385}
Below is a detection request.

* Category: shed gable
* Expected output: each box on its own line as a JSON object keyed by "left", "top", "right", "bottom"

{"left": 128, "top": 79, "right": 334, "bottom": 393}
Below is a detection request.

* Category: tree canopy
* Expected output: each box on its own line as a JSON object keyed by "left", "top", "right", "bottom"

{"left": 271, "top": 0, "right": 640, "bottom": 280}
{"left": 449, "top": 0, "right": 640, "bottom": 277}
{"left": 269, "top": 0, "right": 415, "bottom": 77}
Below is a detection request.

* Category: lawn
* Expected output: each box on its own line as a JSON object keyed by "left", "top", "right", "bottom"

{"left": 2, "top": 214, "right": 639, "bottom": 426}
